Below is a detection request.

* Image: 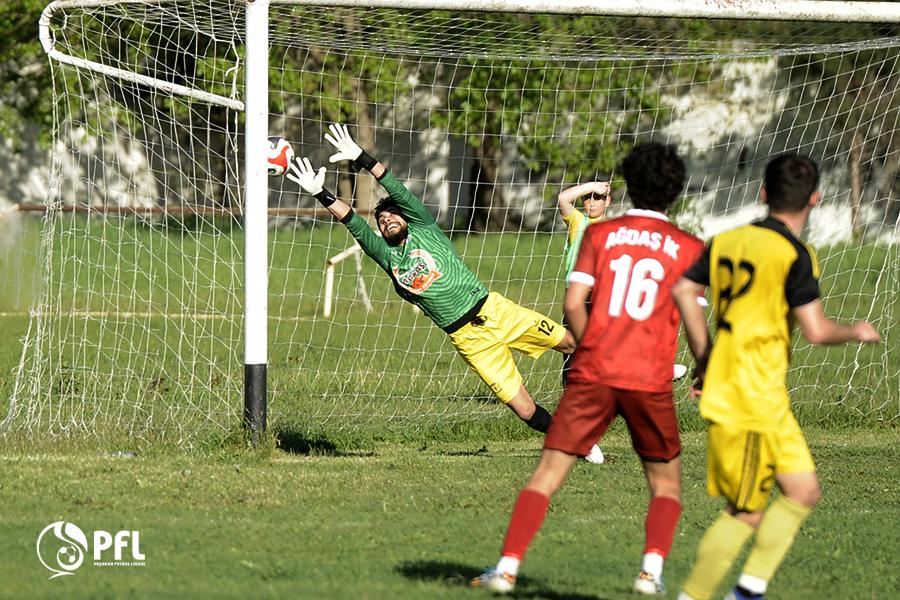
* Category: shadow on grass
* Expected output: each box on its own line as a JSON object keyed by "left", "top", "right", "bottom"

{"left": 272, "top": 426, "right": 375, "bottom": 457}
{"left": 395, "top": 559, "right": 610, "bottom": 600}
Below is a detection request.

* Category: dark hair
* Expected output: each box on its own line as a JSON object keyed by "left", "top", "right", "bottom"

{"left": 621, "top": 143, "right": 685, "bottom": 211}
{"left": 374, "top": 197, "right": 403, "bottom": 221}
{"left": 764, "top": 153, "right": 819, "bottom": 212}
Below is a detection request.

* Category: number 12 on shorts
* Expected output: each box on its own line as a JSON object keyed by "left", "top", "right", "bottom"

{"left": 608, "top": 254, "right": 664, "bottom": 321}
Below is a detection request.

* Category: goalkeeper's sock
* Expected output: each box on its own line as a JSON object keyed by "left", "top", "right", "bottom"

{"left": 499, "top": 489, "right": 550, "bottom": 562}
{"left": 642, "top": 495, "right": 682, "bottom": 577}
{"left": 681, "top": 511, "right": 754, "bottom": 600}
{"left": 739, "top": 495, "right": 812, "bottom": 593}
{"left": 524, "top": 404, "right": 552, "bottom": 433}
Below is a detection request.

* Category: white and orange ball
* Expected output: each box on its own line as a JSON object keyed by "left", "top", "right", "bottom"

{"left": 266, "top": 136, "right": 294, "bottom": 176}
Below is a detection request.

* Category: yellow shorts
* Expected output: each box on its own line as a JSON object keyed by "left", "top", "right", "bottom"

{"left": 707, "top": 412, "right": 816, "bottom": 513}
{"left": 447, "top": 292, "right": 566, "bottom": 403}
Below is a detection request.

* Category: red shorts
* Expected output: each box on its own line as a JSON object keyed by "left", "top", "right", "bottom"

{"left": 544, "top": 380, "right": 681, "bottom": 462}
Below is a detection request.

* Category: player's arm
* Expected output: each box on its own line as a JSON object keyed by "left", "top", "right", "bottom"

{"left": 287, "top": 156, "right": 351, "bottom": 220}
{"left": 785, "top": 246, "right": 880, "bottom": 345}
{"left": 565, "top": 225, "right": 600, "bottom": 343}
{"left": 288, "top": 156, "right": 391, "bottom": 269}
{"left": 792, "top": 301, "right": 881, "bottom": 344}
{"left": 672, "top": 277, "right": 711, "bottom": 364}
{"left": 673, "top": 243, "right": 713, "bottom": 389}
{"left": 557, "top": 181, "right": 609, "bottom": 219}
{"left": 325, "top": 123, "right": 435, "bottom": 226}
{"left": 564, "top": 281, "right": 592, "bottom": 344}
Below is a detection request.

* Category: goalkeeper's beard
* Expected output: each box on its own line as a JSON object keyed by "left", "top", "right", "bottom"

{"left": 383, "top": 223, "right": 408, "bottom": 246}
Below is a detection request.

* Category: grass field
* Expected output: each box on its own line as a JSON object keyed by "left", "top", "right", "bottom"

{"left": 2, "top": 428, "right": 898, "bottom": 599}
{"left": 0, "top": 213, "right": 897, "bottom": 598}
{"left": 1, "top": 214, "right": 896, "bottom": 447}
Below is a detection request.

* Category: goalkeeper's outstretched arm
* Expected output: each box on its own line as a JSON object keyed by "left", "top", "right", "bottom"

{"left": 325, "top": 122, "right": 385, "bottom": 179}
{"left": 325, "top": 123, "right": 435, "bottom": 227}
{"left": 288, "top": 156, "right": 391, "bottom": 270}
{"left": 286, "top": 157, "right": 352, "bottom": 221}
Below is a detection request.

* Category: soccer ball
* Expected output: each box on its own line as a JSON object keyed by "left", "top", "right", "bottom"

{"left": 266, "top": 136, "right": 294, "bottom": 176}
{"left": 57, "top": 545, "right": 79, "bottom": 566}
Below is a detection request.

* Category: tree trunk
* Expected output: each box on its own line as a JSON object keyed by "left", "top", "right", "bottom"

{"left": 334, "top": 11, "right": 377, "bottom": 219}
{"left": 884, "top": 139, "right": 900, "bottom": 231}
{"left": 849, "top": 127, "right": 864, "bottom": 243}
{"left": 469, "top": 137, "right": 509, "bottom": 232}
{"left": 351, "top": 77, "right": 377, "bottom": 217}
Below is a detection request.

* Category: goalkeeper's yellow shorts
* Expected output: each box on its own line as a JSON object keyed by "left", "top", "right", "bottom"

{"left": 706, "top": 412, "right": 816, "bottom": 513}
{"left": 447, "top": 292, "right": 566, "bottom": 403}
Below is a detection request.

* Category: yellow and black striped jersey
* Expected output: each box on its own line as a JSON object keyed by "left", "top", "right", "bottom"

{"left": 683, "top": 216, "right": 820, "bottom": 431}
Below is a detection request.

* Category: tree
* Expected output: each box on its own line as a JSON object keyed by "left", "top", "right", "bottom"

{"left": 271, "top": 8, "right": 417, "bottom": 215}
{"left": 0, "top": 0, "right": 57, "bottom": 147}
{"left": 782, "top": 23, "right": 900, "bottom": 241}
{"left": 429, "top": 13, "right": 682, "bottom": 231}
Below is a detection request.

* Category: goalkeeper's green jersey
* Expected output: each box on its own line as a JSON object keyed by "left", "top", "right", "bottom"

{"left": 345, "top": 171, "right": 488, "bottom": 330}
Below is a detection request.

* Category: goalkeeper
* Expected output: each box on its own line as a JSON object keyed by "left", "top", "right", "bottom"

{"left": 289, "top": 124, "right": 602, "bottom": 456}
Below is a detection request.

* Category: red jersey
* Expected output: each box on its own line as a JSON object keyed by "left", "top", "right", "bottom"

{"left": 567, "top": 209, "right": 704, "bottom": 392}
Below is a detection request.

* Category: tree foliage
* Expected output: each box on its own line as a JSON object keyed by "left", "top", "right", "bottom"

{"left": 9, "top": 3, "right": 900, "bottom": 235}
{"left": 0, "top": 0, "right": 55, "bottom": 146}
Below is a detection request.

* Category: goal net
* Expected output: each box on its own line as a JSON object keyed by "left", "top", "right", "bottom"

{"left": 11, "top": 0, "right": 899, "bottom": 447}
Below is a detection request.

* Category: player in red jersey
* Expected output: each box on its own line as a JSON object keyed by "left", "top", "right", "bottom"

{"left": 473, "top": 143, "right": 704, "bottom": 596}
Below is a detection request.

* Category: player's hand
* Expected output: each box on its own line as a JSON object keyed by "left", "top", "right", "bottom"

{"left": 688, "top": 377, "right": 704, "bottom": 399}
{"left": 688, "top": 378, "right": 704, "bottom": 398}
{"left": 689, "top": 359, "right": 707, "bottom": 399}
{"left": 286, "top": 157, "right": 326, "bottom": 195}
{"left": 853, "top": 321, "right": 881, "bottom": 343}
{"left": 324, "top": 123, "right": 363, "bottom": 163}
{"left": 586, "top": 181, "right": 610, "bottom": 200}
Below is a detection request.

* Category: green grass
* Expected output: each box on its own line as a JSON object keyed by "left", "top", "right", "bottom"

{"left": 0, "top": 214, "right": 897, "bottom": 446}
{"left": 0, "top": 215, "right": 897, "bottom": 599}
{"left": 1, "top": 428, "right": 898, "bottom": 599}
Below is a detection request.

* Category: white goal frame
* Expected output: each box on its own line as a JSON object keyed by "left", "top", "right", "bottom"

{"left": 323, "top": 244, "right": 374, "bottom": 319}
{"left": 35, "top": 0, "right": 900, "bottom": 440}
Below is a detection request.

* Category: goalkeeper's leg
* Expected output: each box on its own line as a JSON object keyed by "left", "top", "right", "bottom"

{"left": 507, "top": 385, "right": 552, "bottom": 432}
{"left": 449, "top": 325, "right": 550, "bottom": 432}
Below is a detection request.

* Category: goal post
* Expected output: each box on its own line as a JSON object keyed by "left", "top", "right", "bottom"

{"left": 243, "top": 0, "right": 270, "bottom": 439}
{"left": 274, "top": 0, "right": 900, "bottom": 22}
{"left": 323, "top": 243, "right": 373, "bottom": 319}
{"left": 12, "top": 0, "right": 900, "bottom": 447}
{"left": 40, "top": 0, "right": 271, "bottom": 440}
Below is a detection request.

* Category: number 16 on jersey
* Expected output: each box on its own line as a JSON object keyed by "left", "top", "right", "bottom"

{"left": 608, "top": 254, "right": 665, "bottom": 321}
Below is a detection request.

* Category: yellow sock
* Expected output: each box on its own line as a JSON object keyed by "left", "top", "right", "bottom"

{"left": 682, "top": 512, "right": 754, "bottom": 600}
{"left": 740, "top": 495, "right": 812, "bottom": 589}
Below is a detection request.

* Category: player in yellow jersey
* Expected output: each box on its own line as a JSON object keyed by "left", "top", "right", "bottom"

{"left": 557, "top": 181, "right": 611, "bottom": 465}
{"left": 672, "top": 153, "right": 880, "bottom": 600}
{"left": 557, "top": 181, "right": 611, "bottom": 386}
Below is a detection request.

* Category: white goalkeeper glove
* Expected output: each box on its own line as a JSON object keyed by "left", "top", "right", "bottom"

{"left": 324, "top": 123, "right": 378, "bottom": 171}
{"left": 324, "top": 123, "right": 363, "bottom": 163}
{"left": 287, "top": 157, "right": 326, "bottom": 195}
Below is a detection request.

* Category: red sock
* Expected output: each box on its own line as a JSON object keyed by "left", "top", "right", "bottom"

{"left": 500, "top": 489, "right": 550, "bottom": 560}
{"left": 644, "top": 495, "right": 681, "bottom": 557}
